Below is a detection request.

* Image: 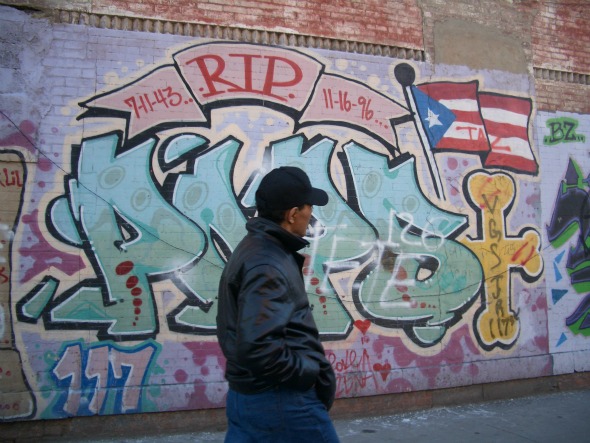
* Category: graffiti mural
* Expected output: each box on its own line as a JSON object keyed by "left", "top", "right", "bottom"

{"left": 538, "top": 111, "right": 590, "bottom": 373}
{"left": 547, "top": 158, "right": 590, "bottom": 335}
{"left": 13, "top": 43, "right": 542, "bottom": 347}
{"left": 0, "top": 149, "right": 36, "bottom": 420}
{"left": 1, "top": 27, "right": 555, "bottom": 421}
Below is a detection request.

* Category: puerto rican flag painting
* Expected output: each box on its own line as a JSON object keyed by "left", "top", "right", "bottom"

{"left": 411, "top": 81, "right": 538, "bottom": 175}
{"left": 412, "top": 81, "right": 490, "bottom": 153}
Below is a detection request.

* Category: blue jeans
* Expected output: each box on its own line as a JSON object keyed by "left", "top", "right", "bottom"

{"left": 225, "top": 386, "right": 340, "bottom": 442}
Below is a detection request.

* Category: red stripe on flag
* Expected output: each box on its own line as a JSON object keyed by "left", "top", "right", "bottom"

{"left": 452, "top": 109, "right": 486, "bottom": 126}
{"left": 417, "top": 81, "right": 479, "bottom": 101}
{"left": 479, "top": 93, "right": 531, "bottom": 115}
{"left": 435, "top": 137, "right": 489, "bottom": 152}
{"left": 479, "top": 93, "right": 537, "bottom": 174}
{"left": 484, "top": 152, "right": 538, "bottom": 174}
{"left": 482, "top": 120, "right": 529, "bottom": 140}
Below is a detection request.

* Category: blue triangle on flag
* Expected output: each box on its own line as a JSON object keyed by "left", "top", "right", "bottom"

{"left": 551, "top": 288, "right": 568, "bottom": 304}
{"left": 556, "top": 332, "right": 567, "bottom": 347}
{"left": 411, "top": 86, "right": 456, "bottom": 148}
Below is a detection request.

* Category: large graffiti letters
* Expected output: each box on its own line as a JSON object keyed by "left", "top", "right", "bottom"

{"left": 166, "top": 135, "right": 248, "bottom": 333}
{"left": 340, "top": 143, "right": 482, "bottom": 347}
{"left": 18, "top": 132, "right": 208, "bottom": 340}
{"left": 50, "top": 341, "right": 158, "bottom": 416}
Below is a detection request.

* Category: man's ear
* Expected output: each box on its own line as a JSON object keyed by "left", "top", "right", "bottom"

{"left": 285, "top": 207, "right": 298, "bottom": 224}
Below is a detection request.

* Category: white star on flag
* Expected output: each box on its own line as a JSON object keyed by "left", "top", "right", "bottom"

{"left": 425, "top": 108, "right": 442, "bottom": 127}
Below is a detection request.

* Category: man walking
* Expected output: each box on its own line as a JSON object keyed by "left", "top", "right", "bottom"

{"left": 216, "top": 166, "right": 339, "bottom": 442}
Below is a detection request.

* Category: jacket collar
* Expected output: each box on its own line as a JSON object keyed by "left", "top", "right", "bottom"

{"left": 246, "top": 217, "right": 309, "bottom": 252}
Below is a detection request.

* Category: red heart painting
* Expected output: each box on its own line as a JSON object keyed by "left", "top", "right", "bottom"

{"left": 373, "top": 362, "right": 392, "bottom": 382}
{"left": 353, "top": 319, "right": 371, "bottom": 334}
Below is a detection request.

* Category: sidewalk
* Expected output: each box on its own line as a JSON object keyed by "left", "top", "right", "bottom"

{"left": 48, "top": 389, "right": 590, "bottom": 443}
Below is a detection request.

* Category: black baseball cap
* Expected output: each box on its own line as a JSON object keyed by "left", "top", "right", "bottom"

{"left": 255, "top": 166, "right": 329, "bottom": 210}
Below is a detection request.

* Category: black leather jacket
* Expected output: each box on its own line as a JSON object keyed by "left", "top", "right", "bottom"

{"left": 216, "top": 217, "right": 336, "bottom": 409}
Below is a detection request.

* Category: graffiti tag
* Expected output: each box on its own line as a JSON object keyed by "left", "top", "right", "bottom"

{"left": 544, "top": 117, "right": 586, "bottom": 145}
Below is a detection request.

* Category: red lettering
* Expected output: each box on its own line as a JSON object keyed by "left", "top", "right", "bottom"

{"left": 186, "top": 54, "right": 242, "bottom": 98}
{"left": 262, "top": 56, "right": 303, "bottom": 101}
{"left": 186, "top": 53, "right": 302, "bottom": 102}
{"left": 233, "top": 53, "right": 260, "bottom": 93}
{"left": 455, "top": 127, "right": 489, "bottom": 143}
{"left": 490, "top": 135, "right": 511, "bottom": 152}
{"left": 456, "top": 126, "right": 478, "bottom": 140}
{"left": 0, "top": 168, "right": 23, "bottom": 187}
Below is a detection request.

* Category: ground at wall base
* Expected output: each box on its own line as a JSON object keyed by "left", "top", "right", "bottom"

{"left": 2, "top": 372, "right": 590, "bottom": 442}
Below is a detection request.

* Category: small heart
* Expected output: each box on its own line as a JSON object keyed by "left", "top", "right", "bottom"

{"left": 354, "top": 319, "right": 371, "bottom": 334}
{"left": 373, "top": 362, "right": 391, "bottom": 382}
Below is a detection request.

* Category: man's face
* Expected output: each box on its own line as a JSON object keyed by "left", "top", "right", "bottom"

{"left": 292, "top": 204, "right": 313, "bottom": 237}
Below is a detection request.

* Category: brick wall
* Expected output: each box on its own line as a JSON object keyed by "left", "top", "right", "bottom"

{"left": 535, "top": 79, "right": 589, "bottom": 114}
{"left": 8, "top": 0, "right": 587, "bottom": 112}
{"left": 532, "top": 0, "right": 590, "bottom": 113}
{"left": 532, "top": 1, "right": 589, "bottom": 73}
{"left": 92, "top": 0, "right": 424, "bottom": 49}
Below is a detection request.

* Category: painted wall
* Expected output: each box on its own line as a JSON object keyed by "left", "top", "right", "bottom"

{"left": 1, "top": 6, "right": 589, "bottom": 421}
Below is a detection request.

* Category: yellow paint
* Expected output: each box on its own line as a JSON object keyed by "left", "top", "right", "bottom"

{"left": 462, "top": 172, "right": 542, "bottom": 348}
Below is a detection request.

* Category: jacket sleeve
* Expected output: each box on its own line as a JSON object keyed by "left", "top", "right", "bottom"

{"left": 315, "top": 358, "right": 336, "bottom": 410}
{"left": 234, "top": 264, "right": 320, "bottom": 390}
